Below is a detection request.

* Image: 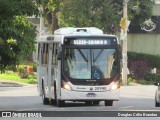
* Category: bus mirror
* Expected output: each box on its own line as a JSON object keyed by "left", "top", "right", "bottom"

{"left": 58, "top": 47, "right": 62, "bottom": 60}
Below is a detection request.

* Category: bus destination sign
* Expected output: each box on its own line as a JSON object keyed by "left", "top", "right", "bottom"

{"left": 64, "top": 37, "right": 117, "bottom": 46}
{"left": 73, "top": 39, "right": 108, "bottom": 45}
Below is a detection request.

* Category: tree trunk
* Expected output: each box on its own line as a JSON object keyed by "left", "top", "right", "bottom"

{"left": 51, "top": 8, "right": 59, "bottom": 34}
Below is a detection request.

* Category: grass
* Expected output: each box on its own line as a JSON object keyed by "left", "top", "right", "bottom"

{"left": 0, "top": 72, "right": 37, "bottom": 84}
{"left": 136, "top": 80, "right": 155, "bottom": 85}
{"left": 127, "top": 77, "right": 155, "bottom": 85}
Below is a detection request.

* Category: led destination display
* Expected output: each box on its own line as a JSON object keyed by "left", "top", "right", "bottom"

{"left": 64, "top": 37, "right": 117, "bottom": 46}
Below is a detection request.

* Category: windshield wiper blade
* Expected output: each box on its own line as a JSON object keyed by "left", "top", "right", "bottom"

{"left": 93, "top": 49, "right": 104, "bottom": 62}
{"left": 77, "top": 48, "right": 88, "bottom": 62}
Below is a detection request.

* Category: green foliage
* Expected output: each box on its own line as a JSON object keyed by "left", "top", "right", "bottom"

{"left": 0, "top": 0, "right": 39, "bottom": 72}
{"left": 128, "top": 52, "right": 160, "bottom": 69}
{"left": 58, "top": 0, "right": 122, "bottom": 33}
{"left": 128, "top": 77, "right": 134, "bottom": 84}
{"left": 37, "top": 0, "right": 63, "bottom": 33}
{"left": 6, "top": 65, "right": 17, "bottom": 72}
{"left": 18, "top": 67, "right": 29, "bottom": 79}
{"left": 57, "top": 0, "right": 153, "bottom": 33}
{"left": 137, "top": 79, "right": 152, "bottom": 85}
{"left": 144, "top": 73, "right": 160, "bottom": 82}
{"left": 32, "top": 64, "right": 37, "bottom": 72}
{"left": 0, "top": 72, "right": 37, "bottom": 84}
{"left": 28, "top": 73, "right": 37, "bottom": 79}
{"left": 37, "top": 0, "right": 153, "bottom": 34}
{"left": 128, "top": 0, "right": 153, "bottom": 26}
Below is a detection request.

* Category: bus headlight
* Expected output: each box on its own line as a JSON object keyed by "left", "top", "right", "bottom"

{"left": 111, "top": 82, "right": 120, "bottom": 90}
{"left": 62, "top": 81, "right": 72, "bottom": 91}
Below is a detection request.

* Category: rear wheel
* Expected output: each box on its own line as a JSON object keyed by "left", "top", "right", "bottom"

{"left": 105, "top": 100, "right": 113, "bottom": 106}
{"left": 85, "top": 101, "right": 92, "bottom": 106}
{"left": 42, "top": 84, "right": 49, "bottom": 105}
{"left": 51, "top": 99, "right": 56, "bottom": 105}
{"left": 93, "top": 101, "right": 100, "bottom": 105}
{"left": 57, "top": 100, "right": 65, "bottom": 107}
{"left": 51, "top": 82, "right": 57, "bottom": 105}
{"left": 155, "top": 99, "right": 160, "bottom": 107}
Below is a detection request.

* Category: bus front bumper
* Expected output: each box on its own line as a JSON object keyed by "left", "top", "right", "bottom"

{"left": 60, "top": 88, "right": 120, "bottom": 101}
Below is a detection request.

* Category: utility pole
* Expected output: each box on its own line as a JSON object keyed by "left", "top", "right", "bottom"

{"left": 121, "top": 0, "right": 128, "bottom": 85}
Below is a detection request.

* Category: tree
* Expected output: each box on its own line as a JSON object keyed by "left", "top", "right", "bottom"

{"left": 58, "top": 0, "right": 122, "bottom": 33}
{"left": 36, "top": 0, "right": 153, "bottom": 34}
{"left": 58, "top": 0, "right": 153, "bottom": 33}
{"left": 36, "top": 0, "right": 63, "bottom": 33}
{"left": 0, "top": 0, "right": 39, "bottom": 73}
{"left": 128, "top": 0, "right": 153, "bottom": 31}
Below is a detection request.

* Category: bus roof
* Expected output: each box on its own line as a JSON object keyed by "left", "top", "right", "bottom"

{"left": 54, "top": 27, "right": 103, "bottom": 35}
{"left": 37, "top": 27, "right": 119, "bottom": 44}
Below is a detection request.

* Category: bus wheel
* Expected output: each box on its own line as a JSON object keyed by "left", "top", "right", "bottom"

{"left": 42, "top": 85, "right": 49, "bottom": 105}
{"left": 93, "top": 101, "right": 100, "bottom": 105}
{"left": 57, "top": 100, "right": 65, "bottom": 107}
{"left": 105, "top": 100, "right": 113, "bottom": 106}
{"left": 85, "top": 101, "right": 92, "bottom": 106}
{"left": 51, "top": 99, "right": 57, "bottom": 105}
{"left": 155, "top": 99, "right": 160, "bottom": 107}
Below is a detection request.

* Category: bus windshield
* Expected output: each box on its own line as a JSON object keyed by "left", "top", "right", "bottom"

{"left": 63, "top": 48, "right": 118, "bottom": 80}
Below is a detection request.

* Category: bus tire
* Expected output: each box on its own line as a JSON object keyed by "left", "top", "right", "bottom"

{"left": 51, "top": 99, "right": 56, "bottom": 105}
{"left": 105, "top": 100, "right": 113, "bottom": 106}
{"left": 85, "top": 101, "right": 92, "bottom": 106}
{"left": 51, "top": 81, "right": 57, "bottom": 105}
{"left": 57, "top": 100, "right": 65, "bottom": 107}
{"left": 93, "top": 101, "right": 100, "bottom": 105}
{"left": 42, "top": 83, "right": 49, "bottom": 105}
{"left": 155, "top": 99, "right": 160, "bottom": 107}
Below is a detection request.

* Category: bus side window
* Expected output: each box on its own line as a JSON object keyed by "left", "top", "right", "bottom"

{"left": 45, "top": 43, "right": 49, "bottom": 64}
{"left": 55, "top": 44, "right": 58, "bottom": 66}
{"left": 52, "top": 43, "right": 59, "bottom": 66}
{"left": 52, "top": 43, "right": 55, "bottom": 65}
{"left": 40, "top": 43, "right": 44, "bottom": 64}
{"left": 41, "top": 43, "right": 49, "bottom": 65}
{"left": 52, "top": 43, "right": 58, "bottom": 66}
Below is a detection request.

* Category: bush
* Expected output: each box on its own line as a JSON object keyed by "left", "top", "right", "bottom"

{"left": 128, "top": 52, "right": 160, "bottom": 69}
{"left": 6, "top": 65, "right": 17, "bottom": 72}
{"left": 144, "top": 73, "right": 160, "bottom": 82}
{"left": 128, "top": 59, "right": 149, "bottom": 80}
{"left": 32, "top": 63, "right": 37, "bottom": 72}
{"left": 128, "top": 77, "right": 134, "bottom": 84}
{"left": 28, "top": 73, "right": 36, "bottom": 79}
{"left": 18, "top": 67, "right": 29, "bottom": 79}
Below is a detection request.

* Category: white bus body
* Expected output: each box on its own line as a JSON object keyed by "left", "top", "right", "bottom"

{"left": 37, "top": 27, "right": 121, "bottom": 107}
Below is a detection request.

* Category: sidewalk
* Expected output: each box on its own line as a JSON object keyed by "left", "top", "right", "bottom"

{"left": 0, "top": 79, "right": 36, "bottom": 87}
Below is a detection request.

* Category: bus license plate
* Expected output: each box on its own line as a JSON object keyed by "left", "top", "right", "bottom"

{"left": 86, "top": 93, "right": 96, "bottom": 97}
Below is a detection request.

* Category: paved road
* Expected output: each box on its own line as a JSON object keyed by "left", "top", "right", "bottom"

{"left": 0, "top": 84, "right": 160, "bottom": 119}
{"left": 0, "top": 85, "right": 159, "bottom": 111}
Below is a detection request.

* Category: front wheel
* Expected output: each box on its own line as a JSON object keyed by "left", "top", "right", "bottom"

{"left": 93, "top": 101, "right": 100, "bottom": 105}
{"left": 155, "top": 99, "right": 160, "bottom": 107}
{"left": 85, "top": 101, "right": 92, "bottom": 106}
{"left": 57, "top": 100, "right": 65, "bottom": 107}
{"left": 105, "top": 100, "right": 113, "bottom": 106}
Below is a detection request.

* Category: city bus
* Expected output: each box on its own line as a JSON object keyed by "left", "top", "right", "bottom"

{"left": 37, "top": 27, "right": 121, "bottom": 107}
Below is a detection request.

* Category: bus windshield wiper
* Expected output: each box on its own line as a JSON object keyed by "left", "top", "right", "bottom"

{"left": 93, "top": 49, "right": 104, "bottom": 62}
{"left": 77, "top": 48, "right": 88, "bottom": 62}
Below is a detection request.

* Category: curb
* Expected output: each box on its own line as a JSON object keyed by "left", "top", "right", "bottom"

{"left": 0, "top": 79, "right": 36, "bottom": 87}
